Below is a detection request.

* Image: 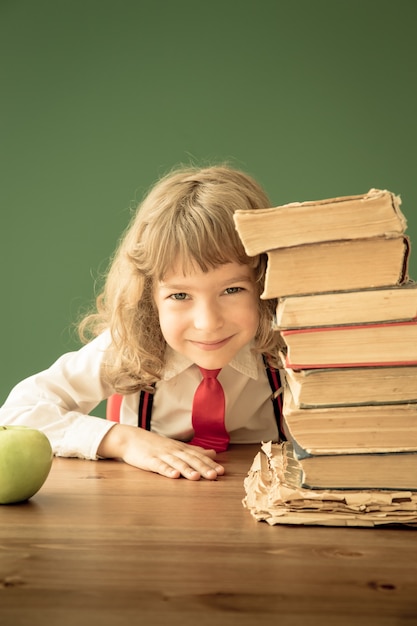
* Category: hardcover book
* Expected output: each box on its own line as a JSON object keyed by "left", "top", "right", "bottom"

{"left": 234, "top": 188, "right": 406, "bottom": 255}
{"left": 273, "top": 282, "right": 417, "bottom": 330}
{"left": 280, "top": 318, "right": 417, "bottom": 369}
{"left": 262, "top": 235, "right": 410, "bottom": 299}
{"left": 280, "top": 441, "right": 417, "bottom": 491}
{"left": 281, "top": 382, "right": 417, "bottom": 454}
{"left": 280, "top": 362, "right": 417, "bottom": 408}
{"left": 243, "top": 442, "right": 417, "bottom": 527}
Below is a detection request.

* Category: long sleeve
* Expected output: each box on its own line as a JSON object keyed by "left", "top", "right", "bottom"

{"left": 0, "top": 333, "right": 116, "bottom": 459}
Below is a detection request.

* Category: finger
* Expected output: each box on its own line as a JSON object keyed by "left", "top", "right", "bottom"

{"left": 168, "top": 451, "right": 224, "bottom": 480}
{"left": 181, "top": 445, "right": 225, "bottom": 474}
{"left": 147, "top": 457, "right": 183, "bottom": 479}
{"left": 148, "top": 454, "right": 206, "bottom": 480}
{"left": 193, "top": 446, "right": 217, "bottom": 459}
{"left": 187, "top": 449, "right": 226, "bottom": 476}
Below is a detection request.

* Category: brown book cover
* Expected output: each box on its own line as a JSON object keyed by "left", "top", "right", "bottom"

{"left": 262, "top": 235, "right": 410, "bottom": 299}
{"left": 280, "top": 362, "right": 417, "bottom": 407}
{"left": 234, "top": 188, "right": 406, "bottom": 255}
{"left": 281, "top": 441, "right": 417, "bottom": 491}
{"left": 281, "top": 383, "right": 417, "bottom": 454}
{"left": 242, "top": 442, "right": 417, "bottom": 527}
{"left": 281, "top": 318, "right": 417, "bottom": 369}
{"left": 274, "top": 282, "right": 417, "bottom": 330}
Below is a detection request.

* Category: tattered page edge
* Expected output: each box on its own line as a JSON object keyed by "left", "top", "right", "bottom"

{"left": 242, "top": 442, "right": 417, "bottom": 527}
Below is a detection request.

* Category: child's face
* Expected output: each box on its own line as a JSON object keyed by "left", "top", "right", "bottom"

{"left": 153, "top": 260, "right": 260, "bottom": 370}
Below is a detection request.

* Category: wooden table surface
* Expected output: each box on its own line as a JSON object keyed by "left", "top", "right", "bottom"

{"left": 0, "top": 444, "right": 416, "bottom": 626}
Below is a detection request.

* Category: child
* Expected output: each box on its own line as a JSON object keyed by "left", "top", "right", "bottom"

{"left": 0, "top": 165, "right": 282, "bottom": 480}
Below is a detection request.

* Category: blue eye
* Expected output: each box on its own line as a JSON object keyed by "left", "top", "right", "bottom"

{"left": 170, "top": 292, "right": 188, "bottom": 300}
{"left": 225, "top": 287, "right": 242, "bottom": 294}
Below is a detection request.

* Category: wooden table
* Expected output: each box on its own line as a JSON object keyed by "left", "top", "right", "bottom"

{"left": 0, "top": 445, "right": 416, "bottom": 626}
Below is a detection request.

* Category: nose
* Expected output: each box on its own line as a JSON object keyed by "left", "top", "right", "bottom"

{"left": 193, "top": 298, "right": 224, "bottom": 332}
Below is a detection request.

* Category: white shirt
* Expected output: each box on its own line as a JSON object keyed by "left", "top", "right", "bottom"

{"left": 0, "top": 331, "right": 279, "bottom": 460}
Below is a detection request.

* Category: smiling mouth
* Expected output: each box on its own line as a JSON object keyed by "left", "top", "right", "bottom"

{"left": 190, "top": 337, "right": 232, "bottom": 351}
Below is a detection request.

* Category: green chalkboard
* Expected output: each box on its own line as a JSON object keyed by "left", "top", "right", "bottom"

{"left": 1, "top": 0, "right": 417, "bottom": 411}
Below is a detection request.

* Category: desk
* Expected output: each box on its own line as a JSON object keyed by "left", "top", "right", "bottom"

{"left": 0, "top": 445, "right": 416, "bottom": 626}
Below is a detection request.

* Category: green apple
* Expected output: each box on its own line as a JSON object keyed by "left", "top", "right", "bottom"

{"left": 0, "top": 425, "right": 53, "bottom": 504}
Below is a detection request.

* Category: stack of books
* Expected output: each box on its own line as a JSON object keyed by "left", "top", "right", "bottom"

{"left": 234, "top": 188, "right": 417, "bottom": 526}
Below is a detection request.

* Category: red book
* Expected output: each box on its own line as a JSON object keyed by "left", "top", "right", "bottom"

{"left": 281, "top": 319, "right": 417, "bottom": 369}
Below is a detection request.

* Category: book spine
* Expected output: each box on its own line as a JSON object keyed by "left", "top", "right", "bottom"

{"left": 281, "top": 318, "right": 417, "bottom": 337}
{"left": 285, "top": 357, "right": 417, "bottom": 369}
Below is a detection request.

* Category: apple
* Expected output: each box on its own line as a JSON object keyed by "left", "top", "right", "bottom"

{"left": 0, "top": 426, "right": 53, "bottom": 504}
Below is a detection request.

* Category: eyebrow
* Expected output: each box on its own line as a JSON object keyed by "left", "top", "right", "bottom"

{"left": 157, "top": 283, "right": 189, "bottom": 291}
{"left": 158, "top": 273, "right": 254, "bottom": 291}
{"left": 222, "top": 274, "right": 254, "bottom": 284}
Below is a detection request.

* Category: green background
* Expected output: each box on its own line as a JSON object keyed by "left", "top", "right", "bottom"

{"left": 1, "top": 0, "right": 417, "bottom": 412}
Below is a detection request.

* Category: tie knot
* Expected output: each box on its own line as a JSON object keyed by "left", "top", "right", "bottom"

{"left": 198, "top": 367, "right": 221, "bottom": 379}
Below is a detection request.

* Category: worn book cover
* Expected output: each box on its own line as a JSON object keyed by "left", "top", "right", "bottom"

{"left": 243, "top": 442, "right": 417, "bottom": 527}
{"left": 280, "top": 362, "right": 417, "bottom": 407}
{"left": 281, "top": 318, "right": 417, "bottom": 369}
{"left": 273, "top": 282, "right": 417, "bottom": 330}
{"left": 234, "top": 188, "right": 406, "bottom": 255}
{"left": 281, "top": 383, "right": 417, "bottom": 454}
{"left": 262, "top": 235, "right": 410, "bottom": 299}
{"left": 281, "top": 440, "right": 417, "bottom": 491}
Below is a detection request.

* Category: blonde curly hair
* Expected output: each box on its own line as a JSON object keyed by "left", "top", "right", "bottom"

{"left": 79, "top": 164, "right": 280, "bottom": 394}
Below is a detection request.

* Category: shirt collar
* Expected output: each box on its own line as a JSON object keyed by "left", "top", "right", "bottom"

{"left": 162, "top": 343, "right": 261, "bottom": 381}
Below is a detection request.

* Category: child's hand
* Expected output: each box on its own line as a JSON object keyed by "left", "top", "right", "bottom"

{"left": 97, "top": 424, "right": 225, "bottom": 480}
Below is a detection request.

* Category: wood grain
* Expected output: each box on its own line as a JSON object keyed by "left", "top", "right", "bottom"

{"left": 0, "top": 445, "right": 416, "bottom": 625}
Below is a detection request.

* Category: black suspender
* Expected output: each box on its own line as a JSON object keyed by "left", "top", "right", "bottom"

{"left": 263, "top": 357, "right": 285, "bottom": 441}
{"left": 138, "top": 386, "right": 154, "bottom": 431}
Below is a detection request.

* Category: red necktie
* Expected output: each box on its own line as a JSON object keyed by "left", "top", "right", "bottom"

{"left": 190, "top": 367, "right": 229, "bottom": 452}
